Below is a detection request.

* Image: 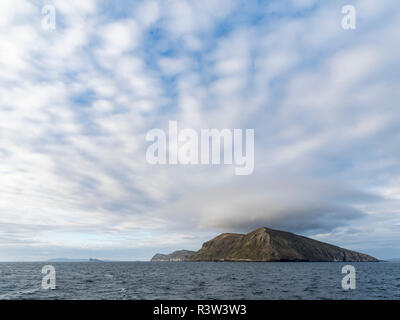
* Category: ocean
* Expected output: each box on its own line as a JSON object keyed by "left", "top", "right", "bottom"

{"left": 0, "top": 262, "right": 399, "bottom": 300}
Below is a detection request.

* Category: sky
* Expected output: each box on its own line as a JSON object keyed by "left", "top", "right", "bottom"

{"left": 0, "top": 0, "right": 399, "bottom": 261}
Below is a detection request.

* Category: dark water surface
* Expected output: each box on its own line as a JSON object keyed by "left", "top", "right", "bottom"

{"left": 0, "top": 262, "right": 399, "bottom": 300}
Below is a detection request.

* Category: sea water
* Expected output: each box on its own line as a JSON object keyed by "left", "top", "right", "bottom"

{"left": 0, "top": 261, "right": 399, "bottom": 300}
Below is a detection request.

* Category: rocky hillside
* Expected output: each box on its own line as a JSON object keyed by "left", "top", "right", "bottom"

{"left": 151, "top": 250, "right": 196, "bottom": 261}
{"left": 189, "top": 227, "right": 378, "bottom": 262}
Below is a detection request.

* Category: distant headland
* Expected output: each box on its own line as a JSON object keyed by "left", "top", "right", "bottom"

{"left": 151, "top": 227, "right": 378, "bottom": 262}
{"left": 151, "top": 250, "right": 196, "bottom": 262}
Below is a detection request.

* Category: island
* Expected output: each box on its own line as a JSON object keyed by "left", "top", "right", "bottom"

{"left": 151, "top": 250, "right": 196, "bottom": 261}
{"left": 152, "top": 227, "right": 378, "bottom": 262}
{"left": 46, "top": 258, "right": 108, "bottom": 262}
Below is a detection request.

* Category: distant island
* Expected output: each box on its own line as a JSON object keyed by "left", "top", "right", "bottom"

{"left": 152, "top": 227, "right": 378, "bottom": 262}
{"left": 151, "top": 250, "right": 196, "bottom": 261}
{"left": 47, "top": 258, "right": 108, "bottom": 262}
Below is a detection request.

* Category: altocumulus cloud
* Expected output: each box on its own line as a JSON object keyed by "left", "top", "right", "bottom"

{"left": 0, "top": 0, "right": 399, "bottom": 260}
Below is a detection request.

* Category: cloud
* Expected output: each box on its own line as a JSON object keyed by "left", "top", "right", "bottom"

{"left": 291, "top": 0, "right": 317, "bottom": 9}
{"left": 161, "top": 0, "right": 233, "bottom": 37}
{"left": 98, "top": 20, "right": 141, "bottom": 55}
{"left": 160, "top": 176, "right": 380, "bottom": 234}
{"left": 135, "top": 1, "right": 160, "bottom": 28}
{"left": 0, "top": 0, "right": 399, "bottom": 260}
{"left": 158, "top": 56, "right": 191, "bottom": 76}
